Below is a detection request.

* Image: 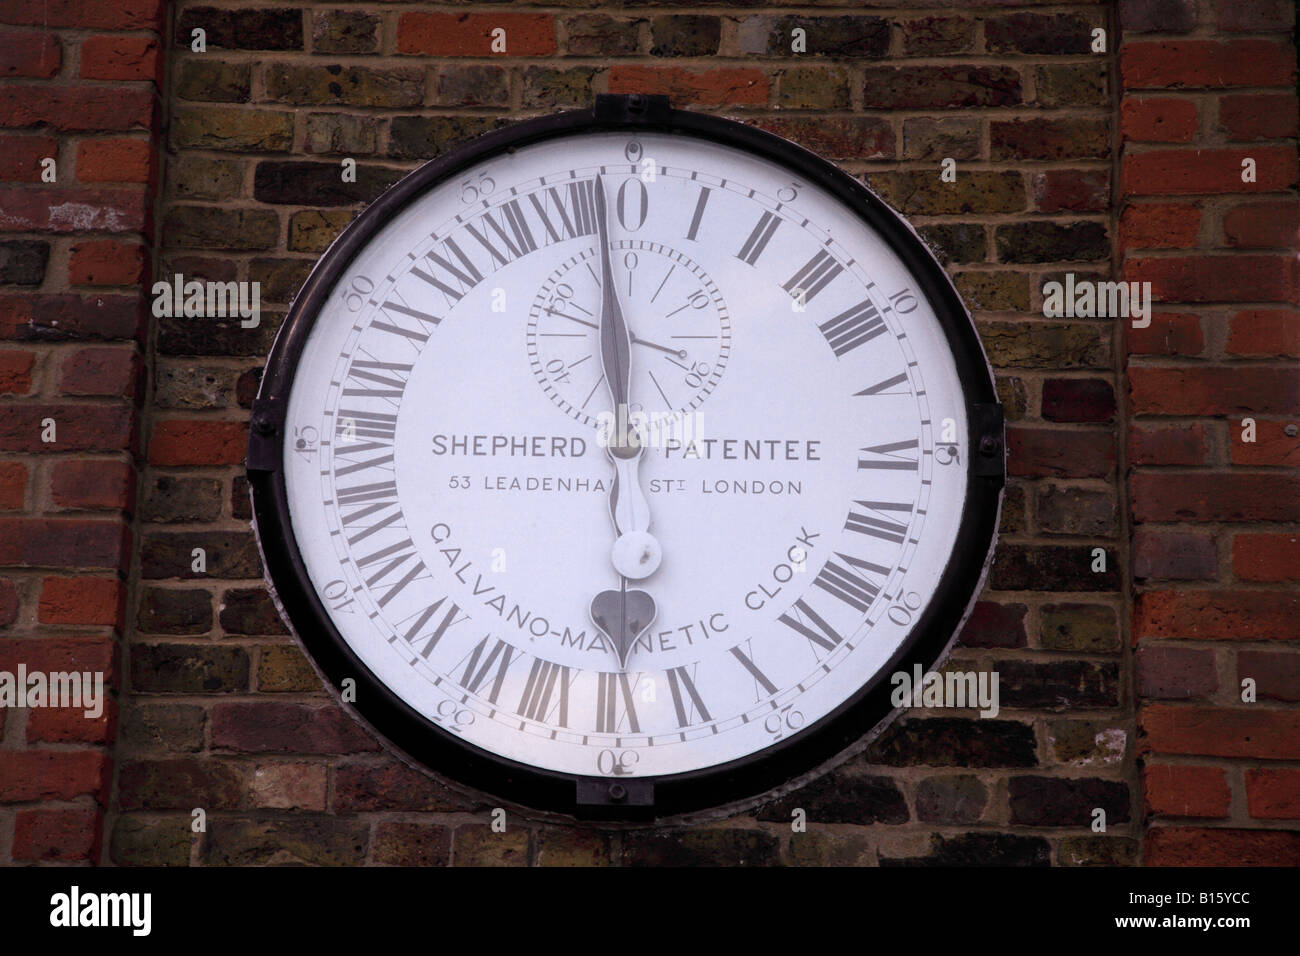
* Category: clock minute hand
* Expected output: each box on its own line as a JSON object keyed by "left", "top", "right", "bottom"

{"left": 593, "top": 174, "right": 634, "bottom": 434}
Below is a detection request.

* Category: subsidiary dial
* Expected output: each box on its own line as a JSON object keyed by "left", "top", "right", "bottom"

{"left": 527, "top": 240, "right": 731, "bottom": 427}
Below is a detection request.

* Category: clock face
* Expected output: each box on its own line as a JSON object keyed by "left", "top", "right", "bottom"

{"left": 250, "top": 103, "right": 1002, "bottom": 817}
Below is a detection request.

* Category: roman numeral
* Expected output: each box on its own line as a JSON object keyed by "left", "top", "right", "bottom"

{"left": 784, "top": 250, "right": 842, "bottom": 302}
{"left": 463, "top": 199, "right": 538, "bottom": 267}
{"left": 736, "top": 211, "right": 780, "bottom": 265}
{"left": 342, "top": 360, "right": 411, "bottom": 400}
{"left": 666, "top": 665, "right": 711, "bottom": 727}
{"left": 813, "top": 554, "right": 886, "bottom": 614}
{"left": 337, "top": 479, "right": 401, "bottom": 545}
{"left": 336, "top": 409, "right": 397, "bottom": 444}
{"left": 821, "top": 298, "right": 886, "bottom": 356}
{"left": 517, "top": 658, "right": 575, "bottom": 727}
{"left": 845, "top": 500, "right": 912, "bottom": 544}
{"left": 858, "top": 438, "right": 919, "bottom": 471}
{"left": 458, "top": 636, "right": 517, "bottom": 704}
{"left": 528, "top": 180, "right": 596, "bottom": 245}
{"left": 855, "top": 371, "right": 909, "bottom": 396}
{"left": 595, "top": 671, "right": 640, "bottom": 734}
{"left": 398, "top": 596, "right": 463, "bottom": 660}
{"left": 685, "top": 187, "right": 711, "bottom": 241}
{"left": 729, "top": 641, "right": 777, "bottom": 702}
{"left": 374, "top": 293, "right": 439, "bottom": 341}
{"left": 779, "top": 598, "right": 843, "bottom": 652}
{"left": 412, "top": 236, "right": 483, "bottom": 305}
{"left": 356, "top": 537, "right": 425, "bottom": 607}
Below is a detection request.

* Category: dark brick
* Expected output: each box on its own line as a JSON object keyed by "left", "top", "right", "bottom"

{"left": 992, "top": 118, "right": 1109, "bottom": 160}
{"left": 1059, "top": 836, "right": 1139, "bottom": 866}
{"left": 986, "top": 14, "right": 1095, "bottom": 55}
{"left": 164, "top": 206, "right": 280, "bottom": 251}
{"left": 917, "top": 224, "right": 986, "bottom": 265}
{"left": 1048, "top": 719, "right": 1127, "bottom": 766}
{"left": 211, "top": 702, "right": 380, "bottom": 754}
{"left": 334, "top": 759, "right": 482, "bottom": 812}
{"left": 176, "top": 7, "right": 304, "bottom": 50}
{"left": 1036, "top": 486, "right": 1119, "bottom": 537}
{"left": 141, "top": 531, "right": 262, "bottom": 580}
{"left": 958, "top": 601, "right": 1028, "bottom": 649}
{"left": 304, "top": 113, "right": 379, "bottom": 155}
{"left": 311, "top": 9, "right": 379, "bottom": 54}
{"left": 882, "top": 832, "right": 1050, "bottom": 867}
{"left": 1009, "top": 776, "right": 1130, "bottom": 826}
{"left": 0, "top": 240, "right": 49, "bottom": 285}
{"left": 756, "top": 772, "right": 908, "bottom": 824}
{"left": 137, "top": 586, "right": 211, "bottom": 634}
{"left": 218, "top": 588, "right": 288, "bottom": 636}
{"left": 785, "top": 831, "right": 874, "bottom": 866}
{"left": 996, "top": 222, "right": 1109, "bottom": 263}
{"left": 169, "top": 157, "right": 243, "bottom": 202}
{"left": 995, "top": 659, "right": 1120, "bottom": 709}
{"left": 175, "top": 59, "right": 250, "bottom": 102}
{"left": 452, "top": 825, "right": 529, "bottom": 867}
{"left": 998, "top": 377, "right": 1030, "bottom": 423}
{"left": 141, "top": 477, "right": 223, "bottom": 523}
{"left": 1120, "top": 0, "right": 1197, "bottom": 32}
{"left": 232, "top": 475, "right": 251, "bottom": 520}
{"left": 536, "top": 829, "right": 613, "bottom": 867}
{"left": 1134, "top": 530, "right": 1218, "bottom": 580}
{"left": 915, "top": 775, "right": 987, "bottom": 823}
{"left": 861, "top": 66, "right": 1021, "bottom": 109}
{"left": 1041, "top": 603, "right": 1120, "bottom": 653}
{"left": 204, "top": 817, "right": 369, "bottom": 866}
{"left": 158, "top": 314, "right": 283, "bottom": 357}
{"left": 172, "top": 107, "right": 293, "bottom": 153}
{"left": 250, "top": 258, "right": 313, "bottom": 304}
{"left": 742, "top": 16, "right": 890, "bottom": 58}
{"left": 120, "top": 703, "right": 206, "bottom": 753}
{"left": 519, "top": 67, "right": 598, "bottom": 110}
{"left": 236, "top": 368, "right": 261, "bottom": 409}
{"left": 130, "top": 643, "right": 250, "bottom": 694}
{"left": 902, "top": 117, "right": 981, "bottom": 162}
{"left": 111, "top": 816, "right": 191, "bottom": 866}
{"left": 1043, "top": 378, "right": 1116, "bottom": 422}
{"left": 777, "top": 67, "right": 850, "bottom": 110}
{"left": 869, "top": 172, "right": 1024, "bottom": 216}
{"left": 119, "top": 758, "right": 244, "bottom": 810}
{"left": 955, "top": 273, "right": 1032, "bottom": 312}
{"left": 864, "top": 717, "right": 1038, "bottom": 768}
{"left": 1035, "top": 63, "right": 1109, "bottom": 107}
{"left": 1136, "top": 645, "right": 1218, "bottom": 699}
{"left": 622, "top": 828, "right": 780, "bottom": 867}
{"left": 256, "top": 645, "right": 318, "bottom": 692}
{"left": 432, "top": 65, "right": 509, "bottom": 107}
{"left": 650, "top": 16, "right": 719, "bottom": 57}
{"left": 253, "top": 161, "right": 400, "bottom": 207}
{"left": 388, "top": 115, "right": 508, "bottom": 161}
{"left": 901, "top": 16, "right": 975, "bottom": 55}
{"left": 374, "top": 822, "right": 451, "bottom": 866}
{"left": 265, "top": 64, "right": 423, "bottom": 108}
{"left": 991, "top": 545, "right": 1121, "bottom": 591}
{"left": 563, "top": 15, "right": 641, "bottom": 57}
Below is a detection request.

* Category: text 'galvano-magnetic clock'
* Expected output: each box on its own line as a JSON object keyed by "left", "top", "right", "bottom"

{"left": 248, "top": 95, "right": 1004, "bottom": 821}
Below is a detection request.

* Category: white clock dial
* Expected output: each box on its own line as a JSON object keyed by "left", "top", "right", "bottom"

{"left": 272, "top": 128, "right": 983, "bottom": 785}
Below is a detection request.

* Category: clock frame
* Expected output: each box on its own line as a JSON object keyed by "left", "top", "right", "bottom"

{"left": 247, "top": 94, "right": 1005, "bottom": 821}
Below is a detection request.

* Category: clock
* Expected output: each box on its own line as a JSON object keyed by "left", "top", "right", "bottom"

{"left": 247, "top": 94, "right": 1004, "bottom": 821}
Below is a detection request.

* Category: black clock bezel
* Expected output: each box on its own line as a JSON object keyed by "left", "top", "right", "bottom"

{"left": 248, "top": 94, "right": 1005, "bottom": 822}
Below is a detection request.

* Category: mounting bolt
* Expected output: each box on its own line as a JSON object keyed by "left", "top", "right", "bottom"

{"left": 607, "top": 783, "right": 628, "bottom": 803}
{"left": 627, "top": 94, "right": 648, "bottom": 114}
{"left": 1286, "top": 423, "right": 1298, "bottom": 437}
{"left": 979, "top": 435, "right": 999, "bottom": 456}
{"left": 252, "top": 414, "right": 276, "bottom": 437}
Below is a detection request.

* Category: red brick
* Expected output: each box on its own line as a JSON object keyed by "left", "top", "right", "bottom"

{"left": 1135, "top": 589, "right": 1299, "bottom": 641}
{"left": 1122, "top": 147, "right": 1298, "bottom": 196}
{"left": 1222, "top": 201, "right": 1299, "bottom": 249}
{"left": 0, "top": 86, "right": 155, "bottom": 131}
{"left": 60, "top": 346, "right": 140, "bottom": 397}
{"left": 1131, "top": 472, "right": 1300, "bottom": 522}
{"left": 610, "top": 66, "right": 769, "bottom": 107}
{"left": 76, "top": 138, "right": 153, "bottom": 184}
{"left": 13, "top": 809, "right": 101, "bottom": 862}
{"left": 1130, "top": 367, "right": 1299, "bottom": 415}
{"left": 1129, "top": 423, "right": 1208, "bottom": 466}
{"left": 0, "top": 750, "right": 111, "bottom": 803}
{"left": 1233, "top": 533, "right": 1300, "bottom": 581}
{"left": 1136, "top": 645, "right": 1218, "bottom": 699}
{"left": 69, "top": 239, "right": 148, "bottom": 286}
{"left": 1125, "top": 254, "right": 1296, "bottom": 303}
{"left": 38, "top": 575, "right": 125, "bottom": 625}
{"left": 1120, "top": 203, "right": 1201, "bottom": 250}
{"left": 1031, "top": 170, "right": 1109, "bottom": 213}
{"left": 1041, "top": 378, "right": 1115, "bottom": 422}
{"left": 1231, "top": 419, "right": 1300, "bottom": 466}
{"left": 27, "top": 695, "right": 117, "bottom": 745}
{"left": 211, "top": 702, "right": 381, "bottom": 754}
{"left": 1121, "top": 97, "right": 1197, "bottom": 142}
{"left": 0, "top": 462, "right": 26, "bottom": 509}
{"left": 1133, "top": 529, "right": 1217, "bottom": 580}
{"left": 148, "top": 419, "right": 248, "bottom": 466}
{"left": 0, "top": 577, "right": 17, "bottom": 625}
{"left": 1227, "top": 309, "right": 1300, "bottom": 357}
{"left": 397, "top": 13, "right": 556, "bottom": 56}
{"left": 0, "top": 349, "right": 35, "bottom": 394}
{"left": 79, "top": 35, "right": 161, "bottom": 84}
{"left": 1219, "top": 93, "right": 1299, "bottom": 141}
{"left": 1006, "top": 427, "right": 1115, "bottom": 479}
{"left": 0, "top": 187, "right": 148, "bottom": 233}
{"left": 1124, "top": 312, "right": 1204, "bottom": 356}
{"left": 1140, "top": 704, "right": 1300, "bottom": 759}
{"left": 1121, "top": 40, "right": 1295, "bottom": 89}
{"left": 0, "top": 404, "right": 136, "bottom": 453}
{"left": 1239, "top": 650, "right": 1300, "bottom": 702}
{"left": 0, "top": 634, "right": 117, "bottom": 676}
{"left": 0, "top": 0, "right": 164, "bottom": 30}
{"left": 754, "top": 118, "right": 894, "bottom": 163}
{"left": 51, "top": 458, "right": 135, "bottom": 511}
{"left": 1144, "top": 765, "right": 1231, "bottom": 818}
{"left": 0, "top": 30, "right": 60, "bottom": 78}
{"left": 0, "top": 519, "right": 128, "bottom": 571}
{"left": 0, "top": 134, "right": 56, "bottom": 181}
{"left": 1219, "top": 0, "right": 1296, "bottom": 32}
{"left": 1246, "top": 769, "right": 1300, "bottom": 819}
{"left": 0, "top": 293, "right": 146, "bottom": 343}
{"left": 1146, "top": 827, "right": 1300, "bottom": 866}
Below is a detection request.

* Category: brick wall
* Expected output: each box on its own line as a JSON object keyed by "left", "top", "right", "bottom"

{"left": 0, "top": 0, "right": 1293, "bottom": 867}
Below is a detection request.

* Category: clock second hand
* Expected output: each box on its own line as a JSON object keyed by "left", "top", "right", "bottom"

{"left": 588, "top": 174, "right": 662, "bottom": 671}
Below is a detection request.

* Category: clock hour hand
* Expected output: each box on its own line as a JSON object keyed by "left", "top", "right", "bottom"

{"left": 590, "top": 584, "right": 657, "bottom": 673}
